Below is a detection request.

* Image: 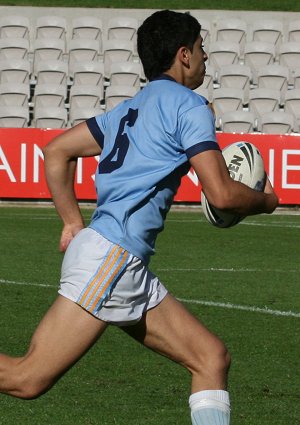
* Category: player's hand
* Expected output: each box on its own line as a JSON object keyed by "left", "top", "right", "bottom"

{"left": 59, "top": 223, "right": 85, "bottom": 252}
{"left": 264, "top": 176, "right": 279, "bottom": 213}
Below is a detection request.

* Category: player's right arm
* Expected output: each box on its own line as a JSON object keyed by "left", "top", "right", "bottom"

{"left": 43, "top": 122, "right": 102, "bottom": 251}
{"left": 190, "top": 149, "right": 278, "bottom": 216}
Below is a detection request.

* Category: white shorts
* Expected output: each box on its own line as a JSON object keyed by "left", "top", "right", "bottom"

{"left": 59, "top": 228, "right": 168, "bottom": 326}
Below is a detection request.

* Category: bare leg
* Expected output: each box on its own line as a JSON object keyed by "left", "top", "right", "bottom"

{"left": 0, "top": 295, "right": 108, "bottom": 399}
{"left": 122, "top": 293, "right": 230, "bottom": 393}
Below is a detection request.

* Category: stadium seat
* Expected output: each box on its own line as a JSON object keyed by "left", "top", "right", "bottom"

{"left": 69, "top": 106, "right": 104, "bottom": 126}
{"left": 257, "top": 64, "right": 289, "bottom": 104}
{"left": 102, "top": 39, "right": 135, "bottom": 76}
{"left": 68, "top": 38, "right": 100, "bottom": 70}
{"left": 69, "top": 84, "right": 103, "bottom": 109}
{"left": 243, "top": 41, "right": 275, "bottom": 82}
{"left": 34, "top": 59, "right": 68, "bottom": 86}
{"left": 33, "top": 105, "right": 68, "bottom": 128}
{"left": 0, "top": 38, "right": 29, "bottom": 60}
{"left": 33, "top": 38, "right": 65, "bottom": 71}
{"left": 33, "top": 83, "right": 67, "bottom": 108}
{"left": 35, "top": 15, "right": 67, "bottom": 41}
{"left": 212, "top": 87, "right": 244, "bottom": 121}
{"left": 293, "top": 67, "right": 300, "bottom": 89}
{"left": 215, "top": 18, "right": 248, "bottom": 55}
{"left": 287, "top": 20, "right": 300, "bottom": 43}
{"left": 104, "top": 84, "right": 138, "bottom": 111}
{"left": 0, "top": 58, "right": 31, "bottom": 84}
{"left": 208, "top": 41, "right": 240, "bottom": 72}
{"left": 278, "top": 42, "right": 300, "bottom": 83}
{"left": 107, "top": 16, "right": 138, "bottom": 41}
{"left": 70, "top": 60, "right": 105, "bottom": 86}
{"left": 201, "top": 64, "right": 215, "bottom": 92}
{"left": 71, "top": 16, "right": 103, "bottom": 40}
{"left": 248, "top": 88, "right": 281, "bottom": 117}
{"left": 218, "top": 64, "right": 252, "bottom": 103}
{"left": 199, "top": 19, "right": 212, "bottom": 45}
{"left": 251, "top": 19, "right": 283, "bottom": 47}
{"left": 220, "top": 110, "right": 256, "bottom": 133}
{"left": 257, "top": 111, "right": 295, "bottom": 134}
{"left": 283, "top": 89, "right": 300, "bottom": 131}
{"left": 193, "top": 87, "right": 213, "bottom": 103}
{"left": 0, "top": 82, "right": 29, "bottom": 107}
{"left": 0, "top": 15, "right": 30, "bottom": 39}
{"left": 0, "top": 105, "right": 29, "bottom": 127}
{"left": 107, "top": 61, "right": 143, "bottom": 88}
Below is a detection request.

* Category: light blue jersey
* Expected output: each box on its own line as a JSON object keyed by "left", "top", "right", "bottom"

{"left": 86, "top": 75, "right": 219, "bottom": 264}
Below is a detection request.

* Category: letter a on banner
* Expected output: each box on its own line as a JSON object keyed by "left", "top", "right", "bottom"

{"left": 0, "top": 146, "right": 16, "bottom": 182}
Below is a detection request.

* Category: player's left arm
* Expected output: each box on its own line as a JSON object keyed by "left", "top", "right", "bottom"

{"left": 43, "top": 122, "right": 102, "bottom": 252}
{"left": 190, "top": 149, "right": 278, "bottom": 216}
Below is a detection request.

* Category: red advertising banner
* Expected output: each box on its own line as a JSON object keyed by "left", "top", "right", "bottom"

{"left": 0, "top": 128, "right": 300, "bottom": 204}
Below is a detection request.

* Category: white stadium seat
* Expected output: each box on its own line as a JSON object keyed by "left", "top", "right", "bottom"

{"left": 108, "top": 61, "right": 143, "bottom": 88}
{"left": 34, "top": 59, "right": 68, "bottom": 86}
{"left": 69, "top": 84, "right": 103, "bottom": 109}
{"left": 102, "top": 39, "right": 135, "bottom": 76}
{"left": 71, "top": 60, "right": 105, "bottom": 86}
{"left": 251, "top": 19, "right": 283, "bottom": 47}
{"left": 105, "top": 84, "right": 138, "bottom": 111}
{"left": 248, "top": 88, "right": 281, "bottom": 117}
{"left": 0, "top": 38, "right": 29, "bottom": 60}
{"left": 283, "top": 89, "right": 300, "bottom": 132}
{"left": 257, "top": 64, "right": 289, "bottom": 104}
{"left": 68, "top": 38, "right": 100, "bottom": 69}
{"left": 0, "top": 58, "right": 31, "bottom": 84}
{"left": 33, "top": 83, "right": 67, "bottom": 108}
{"left": 33, "top": 38, "right": 65, "bottom": 71}
{"left": 220, "top": 110, "right": 256, "bottom": 133}
{"left": 215, "top": 18, "right": 248, "bottom": 55}
{"left": 218, "top": 64, "right": 252, "bottom": 103}
{"left": 208, "top": 41, "right": 240, "bottom": 71}
{"left": 212, "top": 87, "right": 245, "bottom": 121}
{"left": 0, "top": 15, "right": 30, "bottom": 39}
{"left": 0, "top": 82, "right": 29, "bottom": 107}
{"left": 107, "top": 16, "right": 138, "bottom": 41}
{"left": 33, "top": 105, "right": 68, "bottom": 128}
{"left": 35, "top": 15, "right": 67, "bottom": 40}
{"left": 244, "top": 41, "right": 275, "bottom": 82}
{"left": 258, "top": 111, "right": 295, "bottom": 134}
{"left": 0, "top": 105, "right": 29, "bottom": 127}
{"left": 69, "top": 106, "right": 104, "bottom": 126}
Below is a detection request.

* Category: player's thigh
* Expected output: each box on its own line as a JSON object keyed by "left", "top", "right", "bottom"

{"left": 122, "top": 293, "right": 226, "bottom": 372}
{"left": 23, "top": 295, "right": 108, "bottom": 389}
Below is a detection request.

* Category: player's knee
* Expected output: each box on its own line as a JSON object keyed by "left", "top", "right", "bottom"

{"left": 189, "top": 336, "right": 231, "bottom": 378}
{"left": 208, "top": 338, "right": 231, "bottom": 376}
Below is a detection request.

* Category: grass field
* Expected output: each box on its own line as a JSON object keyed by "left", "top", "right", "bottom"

{"left": 0, "top": 205, "right": 299, "bottom": 424}
{"left": 1, "top": 0, "right": 300, "bottom": 12}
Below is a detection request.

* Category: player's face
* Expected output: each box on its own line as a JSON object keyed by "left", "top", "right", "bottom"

{"left": 188, "top": 36, "right": 208, "bottom": 90}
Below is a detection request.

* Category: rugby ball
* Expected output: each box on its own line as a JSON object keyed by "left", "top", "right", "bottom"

{"left": 201, "top": 141, "right": 266, "bottom": 228}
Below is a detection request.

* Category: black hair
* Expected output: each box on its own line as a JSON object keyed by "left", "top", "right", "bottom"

{"left": 137, "top": 10, "right": 201, "bottom": 81}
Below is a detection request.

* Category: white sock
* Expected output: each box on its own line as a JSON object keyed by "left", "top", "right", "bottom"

{"left": 189, "top": 390, "right": 230, "bottom": 425}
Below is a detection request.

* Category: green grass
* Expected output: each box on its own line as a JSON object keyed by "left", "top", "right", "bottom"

{"left": 0, "top": 0, "right": 300, "bottom": 11}
{"left": 0, "top": 206, "right": 299, "bottom": 424}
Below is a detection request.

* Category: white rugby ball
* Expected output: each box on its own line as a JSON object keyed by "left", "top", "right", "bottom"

{"left": 201, "top": 141, "right": 266, "bottom": 228}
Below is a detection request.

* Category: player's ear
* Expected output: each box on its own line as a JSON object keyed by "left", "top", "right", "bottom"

{"left": 178, "top": 46, "right": 190, "bottom": 68}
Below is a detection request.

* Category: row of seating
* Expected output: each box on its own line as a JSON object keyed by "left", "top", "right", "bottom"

{"left": 1, "top": 14, "right": 299, "bottom": 46}
{"left": 0, "top": 85, "right": 299, "bottom": 133}
{"left": 0, "top": 15, "right": 138, "bottom": 46}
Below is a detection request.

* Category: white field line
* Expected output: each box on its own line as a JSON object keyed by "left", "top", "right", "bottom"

{"left": 177, "top": 298, "right": 300, "bottom": 318}
{"left": 0, "top": 278, "right": 54, "bottom": 288}
{"left": 0, "top": 278, "right": 299, "bottom": 319}
{"left": 157, "top": 267, "right": 300, "bottom": 273}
